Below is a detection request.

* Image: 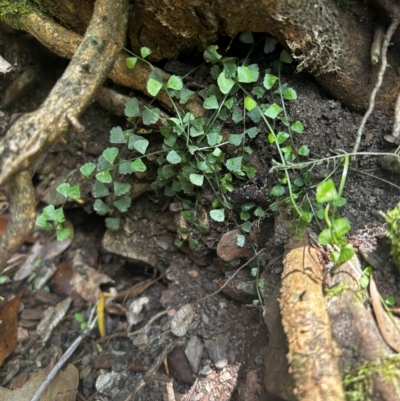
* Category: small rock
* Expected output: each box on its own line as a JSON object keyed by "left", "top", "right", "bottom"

{"left": 199, "top": 365, "right": 212, "bottom": 376}
{"left": 168, "top": 347, "right": 194, "bottom": 384}
{"left": 171, "top": 304, "right": 194, "bottom": 337}
{"left": 95, "top": 371, "right": 119, "bottom": 393}
{"left": 216, "top": 229, "right": 251, "bottom": 262}
{"left": 219, "top": 370, "right": 232, "bottom": 383}
{"left": 205, "top": 335, "right": 229, "bottom": 369}
{"left": 133, "top": 333, "right": 149, "bottom": 346}
{"left": 185, "top": 336, "right": 204, "bottom": 373}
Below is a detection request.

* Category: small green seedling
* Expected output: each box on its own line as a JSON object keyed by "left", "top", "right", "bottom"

{"left": 74, "top": 312, "right": 87, "bottom": 330}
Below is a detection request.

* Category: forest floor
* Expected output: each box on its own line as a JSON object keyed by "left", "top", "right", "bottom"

{"left": 0, "top": 31, "right": 400, "bottom": 401}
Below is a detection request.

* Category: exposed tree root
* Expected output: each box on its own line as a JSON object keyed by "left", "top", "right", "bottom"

{"left": 0, "top": 0, "right": 129, "bottom": 272}
{"left": 353, "top": 18, "right": 399, "bottom": 155}
{"left": 19, "top": 10, "right": 204, "bottom": 118}
{"left": 279, "top": 233, "right": 345, "bottom": 401}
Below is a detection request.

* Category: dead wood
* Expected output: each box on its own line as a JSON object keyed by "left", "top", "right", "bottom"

{"left": 0, "top": 0, "right": 129, "bottom": 271}
{"left": 280, "top": 233, "right": 345, "bottom": 401}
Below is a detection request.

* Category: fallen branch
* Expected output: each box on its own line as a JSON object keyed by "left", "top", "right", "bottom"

{"left": 0, "top": 0, "right": 129, "bottom": 271}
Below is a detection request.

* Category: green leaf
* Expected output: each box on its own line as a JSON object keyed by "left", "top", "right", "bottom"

{"left": 147, "top": 78, "right": 163, "bottom": 97}
{"left": 207, "top": 131, "right": 220, "bottom": 146}
{"left": 268, "top": 133, "right": 276, "bottom": 144}
{"left": 280, "top": 49, "right": 293, "bottom": 64}
{"left": 210, "top": 209, "right": 225, "bottom": 222}
{"left": 232, "top": 107, "right": 243, "bottom": 123}
{"left": 126, "top": 57, "right": 137, "bottom": 69}
{"left": 179, "top": 87, "right": 195, "bottom": 104}
{"left": 264, "top": 37, "right": 277, "bottom": 54}
{"left": 250, "top": 267, "right": 258, "bottom": 277}
{"left": 128, "top": 134, "right": 149, "bottom": 154}
{"left": 318, "top": 228, "right": 332, "bottom": 245}
{"left": 270, "top": 185, "right": 285, "bottom": 197}
{"left": 224, "top": 98, "right": 234, "bottom": 109}
{"left": 131, "top": 158, "right": 147, "bottom": 172}
{"left": 203, "top": 45, "right": 222, "bottom": 63}
{"left": 240, "top": 210, "right": 250, "bottom": 220}
{"left": 167, "top": 75, "right": 183, "bottom": 90}
{"left": 35, "top": 214, "right": 52, "bottom": 230}
{"left": 334, "top": 197, "right": 347, "bottom": 207}
{"left": 96, "top": 169, "right": 112, "bottom": 183}
{"left": 56, "top": 183, "right": 70, "bottom": 198}
{"left": 228, "top": 134, "right": 243, "bottom": 146}
{"left": 210, "top": 65, "right": 221, "bottom": 79}
{"left": 225, "top": 156, "right": 243, "bottom": 172}
{"left": 359, "top": 275, "right": 369, "bottom": 289}
{"left": 316, "top": 179, "right": 338, "bottom": 203}
{"left": 203, "top": 95, "right": 219, "bottom": 109}
{"left": 92, "top": 180, "right": 110, "bottom": 198}
{"left": 217, "top": 72, "right": 235, "bottom": 94}
{"left": 239, "top": 31, "right": 254, "bottom": 44}
{"left": 241, "top": 221, "right": 252, "bottom": 232}
{"left": 237, "top": 66, "right": 254, "bottom": 83}
{"left": 284, "top": 87, "right": 297, "bottom": 100}
{"left": 298, "top": 144, "right": 310, "bottom": 156}
{"left": 254, "top": 207, "right": 265, "bottom": 217}
{"left": 237, "top": 234, "right": 246, "bottom": 247}
{"left": 119, "top": 159, "right": 135, "bottom": 174}
{"left": 113, "top": 197, "right": 131, "bottom": 213}
{"left": 143, "top": 107, "right": 160, "bottom": 125}
{"left": 166, "top": 150, "right": 182, "bottom": 164}
{"left": 332, "top": 217, "right": 351, "bottom": 238}
{"left": 244, "top": 166, "right": 256, "bottom": 178}
{"left": 105, "top": 217, "right": 120, "bottom": 230}
{"left": 102, "top": 147, "right": 119, "bottom": 165}
{"left": 244, "top": 96, "right": 257, "bottom": 111}
{"left": 140, "top": 46, "right": 151, "bottom": 58}
{"left": 263, "top": 73, "right": 278, "bottom": 90}
{"left": 189, "top": 174, "right": 204, "bottom": 186}
{"left": 252, "top": 86, "right": 266, "bottom": 99}
{"left": 80, "top": 162, "right": 96, "bottom": 177}
{"left": 124, "top": 98, "right": 140, "bottom": 118}
{"left": 291, "top": 121, "right": 304, "bottom": 133}
{"left": 96, "top": 155, "right": 113, "bottom": 171}
{"left": 56, "top": 227, "right": 72, "bottom": 241}
{"left": 222, "top": 59, "right": 237, "bottom": 78}
{"left": 93, "top": 199, "right": 111, "bottom": 215}
{"left": 264, "top": 103, "right": 283, "bottom": 119}
{"left": 336, "top": 243, "right": 354, "bottom": 264}
{"left": 110, "top": 126, "right": 127, "bottom": 144}
{"left": 66, "top": 185, "right": 80, "bottom": 199}
{"left": 114, "top": 182, "right": 131, "bottom": 196}
{"left": 245, "top": 127, "right": 259, "bottom": 139}
{"left": 276, "top": 131, "right": 289, "bottom": 144}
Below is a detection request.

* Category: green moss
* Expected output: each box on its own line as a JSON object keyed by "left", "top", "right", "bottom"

{"left": 344, "top": 355, "right": 400, "bottom": 401}
{"left": 382, "top": 202, "right": 400, "bottom": 268}
{"left": 0, "top": 0, "right": 36, "bottom": 29}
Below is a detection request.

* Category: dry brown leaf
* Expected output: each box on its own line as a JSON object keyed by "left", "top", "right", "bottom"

{"left": 0, "top": 363, "right": 78, "bottom": 401}
{"left": 72, "top": 252, "right": 113, "bottom": 304}
{"left": 0, "top": 291, "right": 23, "bottom": 366}
{"left": 370, "top": 275, "right": 400, "bottom": 352}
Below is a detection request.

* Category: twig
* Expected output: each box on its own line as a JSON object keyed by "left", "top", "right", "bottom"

{"left": 30, "top": 306, "right": 98, "bottom": 401}
{"left": 193, "top": 248, "right": 265, "bottom": 305}
{"left": 352, "top": 18, "right": 399, "bottom": 156}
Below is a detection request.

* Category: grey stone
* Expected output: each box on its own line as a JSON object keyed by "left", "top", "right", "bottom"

{"left": 205, "top": 335, "right": 229, "bottom": 369}
{"left": 185, "top": 336, "right": 204, "bottom": 373}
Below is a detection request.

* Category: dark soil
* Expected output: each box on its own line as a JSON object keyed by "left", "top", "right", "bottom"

{"left": 0, "top": 30, "right": 399, "bottom": 401}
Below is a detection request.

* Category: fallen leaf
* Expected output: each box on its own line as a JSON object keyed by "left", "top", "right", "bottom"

{"left": 36, "top": 297, "right": 72, "bottom": 343}
{"left": 72, "top": 252, "right": 113, "bottom": 304}
{"left": 0, "top": 363, "right": 78, "bottom": 401}
{"left": 370, "top": 275, "right": 400, "bottom": 352}
{"left": 0, "top": 291, "right": 23, "bottom": 366}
